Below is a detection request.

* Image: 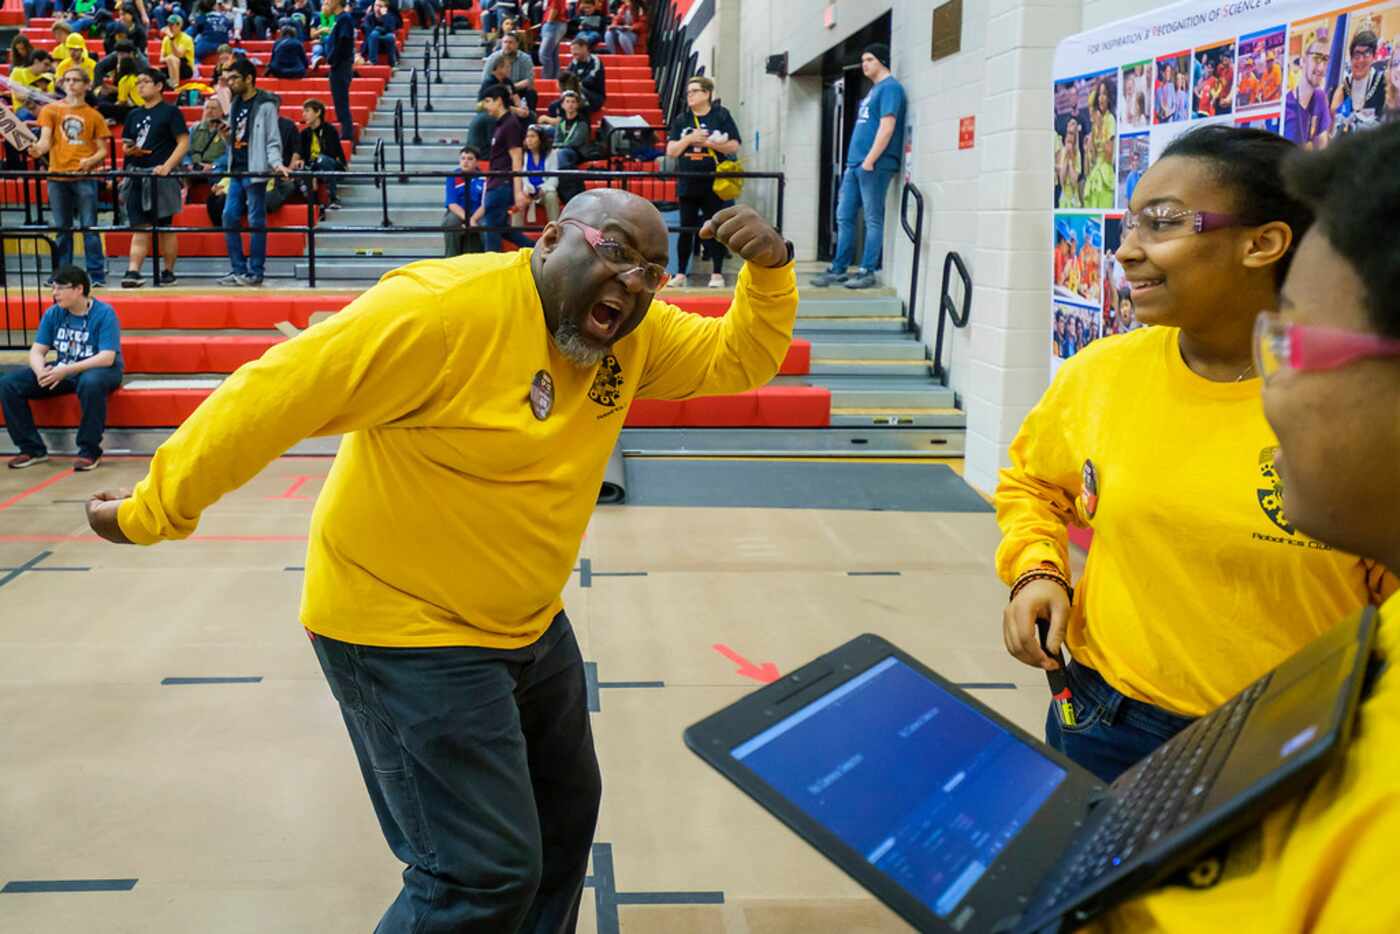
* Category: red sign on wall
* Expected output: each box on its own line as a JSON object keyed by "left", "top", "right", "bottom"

{"left": 958, "top": 116, "right": 975, "bottom": 150}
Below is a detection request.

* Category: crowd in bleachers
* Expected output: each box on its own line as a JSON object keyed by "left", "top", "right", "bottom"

{"left": 1, "top": 0, "right": 680, "bottom": 285}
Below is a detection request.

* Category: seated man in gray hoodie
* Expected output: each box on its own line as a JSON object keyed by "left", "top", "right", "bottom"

{"left": 216, "top": 57, "right": 290, "bottom": 287}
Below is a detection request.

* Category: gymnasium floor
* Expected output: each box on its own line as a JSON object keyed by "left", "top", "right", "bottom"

{"left": 0, "top": 455, "right": 1048, "bottom": 933}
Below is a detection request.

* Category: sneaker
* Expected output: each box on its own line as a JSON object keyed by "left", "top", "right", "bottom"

{"left": 216, "top": 273, "right": 245, "bottom": 286}
{"left": 843, "top": 269, "right": 878, "bottom": 289}
{"left": 707, "top": 273, "right": 725, "bottom": 288}
{"left": 7, "top": 453, "right": 48, "bottom": 469}
{"left": 90, "top": 278, "right": 108, "bottom": 289}
{"left": 809, "top": 269, "right": 848, "bottom": 287}
{"left": 327, "top": 199, "right": 343, "bottom": 211}
{"left": 309, "top": 52, "right": 323, "bottom": 70}
{"left": 43, "top": 276, "right": 55, "bottom": 287}
{"left": 237, "top": 275, "right": 264, "bottom": 287}
{"left": 121, "top": 270, "right": 144, "bottom": 288}
{"left": 670, "top": 273, "right": 688, "bottom": 288}
{"left": 159, "top": 269, "right": 178, "bottom": 285}
{"left": 74, "top": 456, "right": 101, "bottom": 471}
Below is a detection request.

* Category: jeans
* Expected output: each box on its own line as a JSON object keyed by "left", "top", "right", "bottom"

{"left": 24, "top": 0, "right": 55, "bottom": 17}
{"left": 539, "top": 21, "right": 566, "bottom": 79}
{"left": 480, "top": 184, "right": 535, "bottom": 252}
{"left": 330, "top": 61, "right": 356, "bottom": 144}
{"left": 306, "top": 154, "right": 342, "bottom": 201}
{"left": 194, "top": 36, "right": 225, "bottom": 61}
{"left": 364, "top": 28, "right": 397, "bottom": 65}
{"left": 221, "top": 175, "right": 268, "bottom": 278}
{"left": 308, "top": 612, "right": 600, "bottom": 934}
{"left": 604, "top": 27, "right": 634, "bottom": 54}
{"left": 1, "top": 365, "right": 124, "bottom": 459}
{"left": 830, "top": 164, "right": 897, "bottom": 274}
{"left": 441, "top": 210, "right": 481, "bottom": 256}
{"left": 47, "top": 179, "right": 106, "bottom": 282}
{"left": 1044, "top": 660, "right": 1197, "bottom": 784}
{"left": 676, "top": 189, "right": 732, "bottom": 275}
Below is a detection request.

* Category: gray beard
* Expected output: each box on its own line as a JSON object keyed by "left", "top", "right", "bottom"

{"left": 551, "top": 314, "right": 607, "bottom": 367}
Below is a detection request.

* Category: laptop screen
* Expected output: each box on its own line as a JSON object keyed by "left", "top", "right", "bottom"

{"left": 732, "top": 656, "right": 1067, "bottom": 918}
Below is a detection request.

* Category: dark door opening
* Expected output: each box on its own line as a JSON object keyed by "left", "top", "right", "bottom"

{"left": 816, "top": 11, "right": 893, "bottom": 262}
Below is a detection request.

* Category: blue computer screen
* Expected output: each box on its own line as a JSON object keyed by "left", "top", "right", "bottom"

{"left": 732, "top": 657, "right": 1066, "bottom": 918}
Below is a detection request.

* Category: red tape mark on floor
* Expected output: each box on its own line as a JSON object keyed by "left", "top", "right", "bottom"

{"left": 0, "top": 469, "right": 76, "bottom": 513}
{"left": 266, "top": 475, "right": 322, "bottom": 500}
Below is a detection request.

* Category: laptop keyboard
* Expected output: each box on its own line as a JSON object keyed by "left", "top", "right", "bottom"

{"left": 1031, "top": 673, "right": 1272, "bottom": 915}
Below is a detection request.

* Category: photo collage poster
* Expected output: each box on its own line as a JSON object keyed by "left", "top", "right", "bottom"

{"left": 1050, "top": 0, "right": 1400, "bottom": 375}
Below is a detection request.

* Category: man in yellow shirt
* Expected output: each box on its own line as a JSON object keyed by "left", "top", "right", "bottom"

{"left": 83, "top": 191, "right": 797, "bottom": 931}
{"left": 9, "top": 49, "right": 55, "bottom": 120}
{"left": 159, "top": 14, "right": 196, "bottom": 88}
{"left": 1091, "top": 120, "right": 1400, "bottom": 934}
{"left": 53, "top": 32, "right": 96, "bottom": 84}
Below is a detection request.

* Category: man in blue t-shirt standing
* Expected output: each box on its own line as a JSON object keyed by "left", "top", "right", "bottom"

{"left": 811, "top": 44, "right": 907, "bottom": 290}
{"left": 1, "top": 266, "right": 124, "bottom": 471}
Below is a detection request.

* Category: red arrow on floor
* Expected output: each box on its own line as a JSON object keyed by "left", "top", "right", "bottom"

{"left": 713, "top": 644, "right": 780, "bottom": 683}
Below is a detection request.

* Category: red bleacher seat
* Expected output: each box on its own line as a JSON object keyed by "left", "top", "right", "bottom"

{"left": 104, "top": 204, "right": 309, "bottom": 257}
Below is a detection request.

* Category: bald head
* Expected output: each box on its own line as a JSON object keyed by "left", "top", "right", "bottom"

{"left": 559, "top": 189, "right": 669, "bottom": 262}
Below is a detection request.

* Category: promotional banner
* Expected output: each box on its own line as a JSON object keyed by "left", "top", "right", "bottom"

{"left": 0, "top": 102, "right": 38, "bottom": 151}
{"left": 1050, "top": 0, "right": 1398, "bottom": 374}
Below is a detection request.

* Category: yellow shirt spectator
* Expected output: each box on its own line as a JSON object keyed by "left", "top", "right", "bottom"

{"left": 117, "top": 250, "right": 799, "bottom": 649}
{"left": 162, "top": 31, "right": 196, "bottom": 70}
{"left": 54, "top": 55, "right": 96, "bottom": 84}
{"left": 1089, "top": 592, "right": 1400, "bottom": 933}
{"left": 996, "top": 326, "right": 1393, "bottom": 717}
{"left": 8, "top": 65, "right": 49, "bottom": 110}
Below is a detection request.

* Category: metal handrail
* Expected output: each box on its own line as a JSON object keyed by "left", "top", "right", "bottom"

{"left": 435, "top": 33, "right": 444, "bottom": 83}
{"left": 373, "top": 139, "right": 391, "bottom": 227}
{"left": 933, "top": 252, "right": 972, "bottom": 386}
{"left": 421, "top": 43, "right": 434, "bottom": 111}
{"left": 409, "top": 68, "right": 423, "bottom": 144}
{"left": 899, "top": 182, "right": 926, "bottom": 339}
{"left": 392, "top": 100, "right": 408, "bottom": 182}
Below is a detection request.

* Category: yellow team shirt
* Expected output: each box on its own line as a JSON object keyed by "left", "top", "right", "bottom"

{"left": 1088, "top": 592, "right": 1400, "bottom": 933}
{"left": 118, "top": 251, "right": 798, "bottom": 648}
{"left": 116, "top": 74, "right": 142, "bottom": 107}
{"left": 54, "top": 55, "right": 96, "bottom": 83}
{"left": 162, "top": 32, "right": 196, "bottom": 69}
{"left": 995, "top": 326, "right": 1391, "bottom": 716}
{"left": 8, "top": 65, "right": 46, "bottom": 109}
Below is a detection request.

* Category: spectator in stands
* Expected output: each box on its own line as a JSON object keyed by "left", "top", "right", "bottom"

{"left": 478, "top": 83, "right": 534, "bottom": 252}
{"left": 481, "top": 0, "right": 521, "bottom": 39}
{"left": 603, "top": 0, "right": 636, "bottom": 55}
{"left": 49, "top": 20, "right": 74, "bottom": 50}
{"left": 107, "top": 7, "right": 149, "bottom": 54}
{"left": 279, "top": 0, "right": 313, "bottom": 38}
{"left": 666, "top": 75, "right": 741, "bottom": 288}
{"left": 538, "top": 0, "right": 567, "bottom": 81}
{"left": 567, "top": 36, "right": 605, "bottom": 116}
{"left": 1, "top": 266, "right": 123, "bottom": 472}
{"left": 55, "top": 32, "right": 98, "bottom": 84}
{"left": 22, "top": 0, "right": 56, "bottom": 21}
{"left": 480, "top": 31, "right": 535, "bottom": 113}
{"left": 217, "top": 57, "right": 290, "bottom": 286}
{"left": 810, "top": 43, "right": 907, "bottom": 290}
{"left": 266, "top": 23, "right": 309, "bottom": 77}
{"left": 8, "top": 50, "right": 55, "bottom": 122}
{"left": 160, "top": 14, "right": 196, "bottom": 89}
{"left": 570, "top": 0, "right": 605, "bottom": 49}
{"left": 193, "top": 0, "right": 235, "bottom": 62}
{"left": 29, "top": 71, "right": 110, "bottom": 287}
{"left": 95, "top": 50, "right": 143, "bottom": 120}
{"left": 93, "top": 38, "right": 147, "bottom": 99}
{"left": 324, "top": 0, "right": 356, "bottom": 144}
{"left": 538, "top": 87, "right": 590, "bottom": 170}
{"left": 186, "top": 96, "right": 228, "bottom": 174}
{"left": 467, "top": 54, "right": 516, "bottom": 154}
{"left": 119, "top": 68, "right": 189, "bottom": 287}
{"left": 243, "top": 0, "right": 275, "bottom": 39}
{"left": 359, "top": 0, "right": 400, "bottom": 66}
{"left": 441, "top": 144, "right": 484, "bottom": 256}
{"left": 308, "top": 1, "right": 335, "bottom": 68}
{"left": 9, "top": 36, "right": 35, "bottom": 69}
{"left": 515, "top": 124, "right": 560, "bottom": 228}
{"left": 293, "top": 99, "right": 344, "bottom": 214}
{"left": 69, "top": 0, "right": 117, "bottom": 40}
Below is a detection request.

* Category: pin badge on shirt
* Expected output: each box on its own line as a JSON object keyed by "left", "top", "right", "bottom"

{"left": 1081, "top": 459, "right": 1099, "bottom": 519}
{"left": 530, "top": 369, "right": 555, "bottom": 421}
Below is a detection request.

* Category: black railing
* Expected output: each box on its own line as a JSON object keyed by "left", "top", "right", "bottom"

{"left": 409, "top": 69, "right": 423, "bottom": 144}
{"left": 900, "top": 182, "right": 925, "bottom": 338}
{"left": 392, "top": 100, "right": 408, "bottom": 182}
{"left": 0, "top": 233, "right": 56, "bottom": 351}
{"left": 0, "top": 165, "right": 789, "bottom": 299}
{"left": 934, "top": 252, "right": 972, "bottom": 386}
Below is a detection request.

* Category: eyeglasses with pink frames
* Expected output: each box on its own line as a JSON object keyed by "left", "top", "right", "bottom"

{"left": 1121, "top": 208, "right": 1240, "bottom": 244}
{"left": 1254, "top": 311, "right": 1400, "bottom": 382}
{"left": 559, "top": 218, "right": 669, "bottom": 292}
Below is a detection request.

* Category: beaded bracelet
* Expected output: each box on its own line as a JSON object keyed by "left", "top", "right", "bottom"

{"left": 1009, "top": 569, "right": 1073, "bottom": 604}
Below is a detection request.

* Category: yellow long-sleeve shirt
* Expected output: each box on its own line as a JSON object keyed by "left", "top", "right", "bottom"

{"left": 995, "top": 326, "right": 1391, "bottom": 717}
{"left": 118, "top": 250, "right": 798, "bottom": 648}
{"left": 1087, "top": 592, "right": 1400, "bottom": 933}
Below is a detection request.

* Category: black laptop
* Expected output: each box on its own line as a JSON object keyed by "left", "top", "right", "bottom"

{"left": 684, "top": 607, "right": 1378, "bottom": 933}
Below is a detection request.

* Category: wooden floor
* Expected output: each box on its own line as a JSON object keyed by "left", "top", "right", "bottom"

{"left": 0, "top": 456, "right": 1043, "bottom": 933}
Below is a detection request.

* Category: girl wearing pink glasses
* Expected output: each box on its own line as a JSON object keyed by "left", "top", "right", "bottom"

{"left": 996, "top": 125, "right": 1393, "bottom": 784}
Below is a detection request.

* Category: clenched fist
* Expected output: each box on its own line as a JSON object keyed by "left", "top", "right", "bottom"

{"left": 699, "top": 205, "right": 789, "bottom": 269}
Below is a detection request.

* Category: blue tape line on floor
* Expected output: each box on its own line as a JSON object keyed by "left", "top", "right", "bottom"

{"left": 3, "top": 879, "right": 138, "bottom": 893}
{"left": 597, "top": 681, "right": 665, "bottom": 689}
{"left": 847, "top": 570, "right": 902, "bottom": 576}
{"left": 161, "top": 677, "right": 264, "bottom": 685}
{"left": 584, "top": 662, "right": 600, "bottom": 712}
{"left": 616, "top": 891, "right": 725, "bottom": 905}
{"left": 585, "top": 843, "right": 725, "bottom": 934}
{"left": 956, "top": 682, "right": 1017, "bottom": 690}
{"left": 0, "top": 551, "right": 90, "bottom": 590}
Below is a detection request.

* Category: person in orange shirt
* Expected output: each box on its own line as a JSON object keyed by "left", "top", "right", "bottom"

{"left": 29, "top": 70, "right": 111, "bottom": 286}
{"left": 1260, "top": 49, "right": 1283, "bottom": 102}
{"left": 1236, "top": 55, "right": 1260, "bottom": 108}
